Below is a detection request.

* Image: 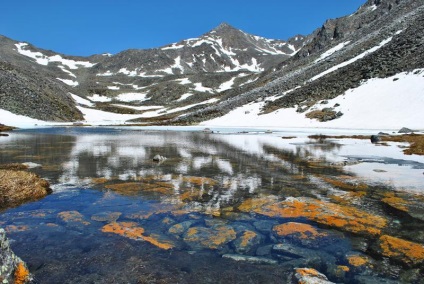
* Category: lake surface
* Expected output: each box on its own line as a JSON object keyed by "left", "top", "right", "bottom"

{"left": 0, "top": 127, "right": 423, "bottom": 283}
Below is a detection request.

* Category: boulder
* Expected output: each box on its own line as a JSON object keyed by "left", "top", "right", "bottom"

{"left": 398, "top": 127, "right": 414, "bottom": 133}
{"left": 222, "top": 254, "right": 278, "bottom": 265}
{"left": 232, "top": 230, "right": 262, "bottom": 254}
{"left": 293, "top": 268, "right": 335, "bottom": 284}
{"left": 183, "top": 226, "right": 236, "bottom": 250}
{"left": 0, "top": 229, "right": 31, "bottom": 284}
{"left": 152, "top": 154, "right": 167, "bottom": 162}
{"left": 370, "top": 135, "right": 381, "bottom": 143}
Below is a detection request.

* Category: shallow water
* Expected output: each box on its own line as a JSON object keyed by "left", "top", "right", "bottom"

{"left": 0, "top": 127, "right": 423, "bottom": 283}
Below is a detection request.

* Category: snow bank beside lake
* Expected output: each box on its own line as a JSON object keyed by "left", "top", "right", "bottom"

{"left": 202, "top": 69, "right": 424, "bottom": 131}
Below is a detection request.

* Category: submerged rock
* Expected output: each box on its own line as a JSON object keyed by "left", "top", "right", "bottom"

{"left": 381, "top": 193, "right": 424, "bottom": 221}
{"left": 0, "top": 229, "right": 31, "bottom": 284}
{"left": 239, "top": 196, "right": 387, "bottom": 236}
{"left": 222, "top": 254, "right": 278, "bottom": 265}
{"left": 57, "top": 211, "right": 91, "bottom": 226}
{"left": 91, "top": 211, "right": 122, "bottom": 223}
{"left": 101, "top": 222, "right": 175, "bottom": 250}
{"left": 232, "top": 230, "right": 262, "bottom": 254}
{"left": 378, "top": 235, "right": 424, "bottom": 266}
{"left": 183, "top": 226, "right": 236, "bottom": 250}
{"left": 293, "top": 268, "right": 335, "bottom": 284}
{"left": 168, "top": 221, "right": 195, "bottom": 236}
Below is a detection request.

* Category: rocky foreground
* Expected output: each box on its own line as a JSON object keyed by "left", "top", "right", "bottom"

{"left": 0, "top": 229, "right": 31, "bottom": 284}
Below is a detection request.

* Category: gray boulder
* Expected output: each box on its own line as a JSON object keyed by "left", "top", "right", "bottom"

{"left": 398, "top": 127, "right": 414, "bottom": 133}
{"left": 152, "top": 154, "right": 167, "bottom": 162}
{"left": 0, "top": 228, "right": 31, "bottom": 283}
{"left": 370, "top": 135, "right": 381, "bottom": 143}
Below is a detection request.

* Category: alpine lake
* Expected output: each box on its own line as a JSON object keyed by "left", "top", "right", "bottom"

{"left": 1, "top": 127, "right": 423, "bottom": 283}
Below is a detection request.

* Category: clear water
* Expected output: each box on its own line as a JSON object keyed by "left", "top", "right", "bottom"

{"left": 0, "top": 127, "right": 423, "bottom": 283}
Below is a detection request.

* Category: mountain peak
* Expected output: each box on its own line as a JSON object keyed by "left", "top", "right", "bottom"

{"left": 212, "top": 22, "right": 238, "bottom": 32}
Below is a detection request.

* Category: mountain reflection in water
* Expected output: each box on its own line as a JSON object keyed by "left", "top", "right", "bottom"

{"left": 0, "top": 127, "right": 423, "bottom": 283}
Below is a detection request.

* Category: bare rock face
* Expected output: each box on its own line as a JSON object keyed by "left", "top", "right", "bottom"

{"left": 0, "top": 228, "right": 31, "bottom": 284}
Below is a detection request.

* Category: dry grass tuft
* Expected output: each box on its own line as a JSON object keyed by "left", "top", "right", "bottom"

{"left": 0, "top": 164, "right": 29, "bottom": 171}
{"left": 0, "top": 123, "right": 15, "bottom": 132}
{"left": 0, "top": 170, "right": 52, "bottom": 209}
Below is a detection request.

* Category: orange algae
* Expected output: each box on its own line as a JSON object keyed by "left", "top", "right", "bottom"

{"left": 185, "top": 226, "right": 236, "bottom": 249}
{"left": 381, "top": 195, "right": 410, "bottom": 212}
{"left": 14, "top": 262, "right": 30, "bottom": 284}
{"left": 101, "top": 222, "right": 145, "bottom": 240}
{"left": 240, "top": 231, "right": 257, "bottom": 247}
{"left": 239, "top": 197, "right": 387, "bottom": 236}
{"left": 273, "top": 222, "right": 328, "bottom": 239}
{"left": 379, "top": 235, "right": 424, "bottom": 265}
{"left": 6, "top": 225, "right": 29, "bottom": 233}
{"left": 347, "top": 255, "right": 369, "bottom": 267}
{"left": 57, "top": 211, "right": 90, "bottom": 225}
{"left": 101, "top": 222, "right": 174, "bottom": 250}
{"left": 295, "top": 268, "right": 321, "bottom": 277}
{"left": 338, "top": 265, "right": 350, "bottom": 272}
{"left": 321, "top": 176, "right": 368, "bottom": 191}
{"left": 141, "top": 234, "right": 174, "bottom": 250}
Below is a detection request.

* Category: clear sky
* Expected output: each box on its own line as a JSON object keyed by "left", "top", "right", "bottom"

{"left": 1, "top": 0, "right": 367, "bottom": 56}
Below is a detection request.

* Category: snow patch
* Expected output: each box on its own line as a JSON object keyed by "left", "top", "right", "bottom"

{"left": 194, "top": 83, "right": 214, "bottom": 93}
{"left": 107, "top": 86, "right": 120, "bottom": 90}
{"left": 176, "top": 78, "right": 192, "bottom": 85}
{"left": 315, "top": 41, "right": 351, "bottom": 63}
{"left": 70, "top": 93, "right": 94, "bottom": 107}
{"left": 87, "top": 94, "right": 112, "bottom": 102}
{"left": 310, "top": 36, "right": 394, "bottom": 82}
{"left": 57, "top": 78, "right": 79, "bottom": 87}
{"left": 15, "top": 43, "right": 95, "bottom": 69}
{"left": 216, "top": 77, "right": 236, "bottom": 92}
{"left": 177, "top": 93, "right": 194, "bottom": 101}
{"left": 116, "top": 93, "right": 149, "bottom": 102}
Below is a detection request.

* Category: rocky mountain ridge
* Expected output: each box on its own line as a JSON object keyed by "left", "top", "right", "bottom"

{"left": 0, "top": 23, "right": 306, "bottom": 122}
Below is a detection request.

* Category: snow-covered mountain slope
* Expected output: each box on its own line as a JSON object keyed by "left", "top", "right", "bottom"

{"left": 93, "top": 23, "right": 304, "bottom": 76}
{"left": 172, "top": 0, "right": 424, "bottom": 130}
{"left": 0, "top": 24, "right": 305, "bottom": 122}
{"left": 1, "top": 0, "right": 423, "bottom": 130}
{"left": 201, "top": 69, "right": 424, "bottom": 130}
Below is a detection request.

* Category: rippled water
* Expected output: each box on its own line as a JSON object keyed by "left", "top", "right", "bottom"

{"left": 0, "top": 127, "right": 423, "bottom": 283}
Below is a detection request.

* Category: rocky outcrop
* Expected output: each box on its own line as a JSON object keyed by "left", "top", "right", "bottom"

{"left": 0, "top": 61, "right": 83, "bottom": 122}
{"left": 0, "top": 229, "right": 31, "bottom": 284}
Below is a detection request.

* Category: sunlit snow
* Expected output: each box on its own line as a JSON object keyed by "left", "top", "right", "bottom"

{"left": 15, "top": 43, "right": 95, "bottom": 69}
{"left": 56, "top": 78, "right": 79, "bottom": 87}
{"left": 87, "top": 94, "right": 112, "bottom": 102}
{"left": 310, "top": 33, "right": 400, "bottom": 82}
{"left": 203, "top": 69, "right": 424, "bottom": 130}
{"left": 116, "top": 93, "right": 149, "bottom": 102}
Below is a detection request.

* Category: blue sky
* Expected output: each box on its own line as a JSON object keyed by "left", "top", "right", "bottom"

{"left": 1, "top": 0, "right": 366, "bottom": 56}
